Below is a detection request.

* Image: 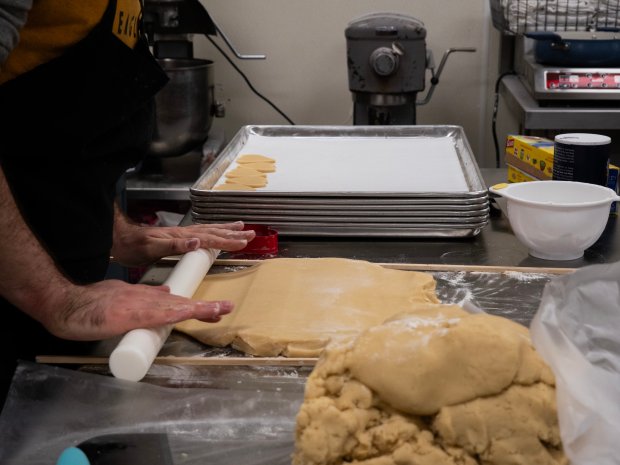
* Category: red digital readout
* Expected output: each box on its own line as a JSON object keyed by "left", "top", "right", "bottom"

{"left": 546, "top": 72, "right": 620, "bottom": 90}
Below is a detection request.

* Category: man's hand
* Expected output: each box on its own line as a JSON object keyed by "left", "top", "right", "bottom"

{"left": 43, "top": 280, "right": 233, "bottom": 341}
{"left": 0, "top": 169, "right": 237, "bottom": 343}
{"left": 112, "top": 206, "right": 256, "bottom": 267}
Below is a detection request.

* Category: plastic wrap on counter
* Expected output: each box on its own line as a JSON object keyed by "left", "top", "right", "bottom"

{"left": 0, "top": 362, "right": 306, "bottom": 465}
{"left": 531, "top": 261, "right": 620, "bottom": 465}
{"left": 432, "top": 270, "right": 555, "bottom": 326}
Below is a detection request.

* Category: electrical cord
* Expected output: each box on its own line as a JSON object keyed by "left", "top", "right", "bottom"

{"left": 206, "top": 35, "right": 296, "bottom": 125}
{"left": 492, "top": 71, "right": 516, "bottom": 168}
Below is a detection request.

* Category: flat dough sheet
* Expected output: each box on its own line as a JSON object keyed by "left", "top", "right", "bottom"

{"left": 175, "top": 258, "right": 440, "bottom": 357}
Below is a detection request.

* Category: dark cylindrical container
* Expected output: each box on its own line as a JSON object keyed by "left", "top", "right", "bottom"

{"left": 552, "top": 133, "right": 611, "bottom": 186}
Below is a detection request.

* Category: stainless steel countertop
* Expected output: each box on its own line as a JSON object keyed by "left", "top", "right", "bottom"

{"left": 119, "top": 166, "right": 618, "bottom": 363}
{"left": 124, "top": 140, "right": 618, "bottom": 271}
{"left": 240, "top": 211, "right": 618, "bottom": 269}
{"left": 206, "top": 168, "right": 620, "bottom": 269}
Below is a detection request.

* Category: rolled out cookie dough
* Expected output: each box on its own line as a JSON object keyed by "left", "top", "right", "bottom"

{"left": 236, "top": 154, "right": 276, "bottom": 164}
{"left": 175, "top": 258, "right": 440, "bottom": 357}
{"left": 293, "top": 307, "right": 566, "bottom": 465}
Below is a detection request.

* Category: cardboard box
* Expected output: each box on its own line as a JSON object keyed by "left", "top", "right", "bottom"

{"left": 507, "top": 164, "right": 539, "bottom": 183}
{"left": 505, "top": 153, "right": 550, "bottom": 180}
{"left": 505, "top": 135, "right": 554, "bottom": 178}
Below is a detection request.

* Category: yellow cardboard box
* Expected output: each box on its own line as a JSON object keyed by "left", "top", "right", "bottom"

{"left": 505, "top": 135, "right": 554, "bottom": 178}
{"left": 507, "top": 164, "right": 538, "bottom": 183}
{"left": 505, "top": 153, "right": 551, "bottom": 180}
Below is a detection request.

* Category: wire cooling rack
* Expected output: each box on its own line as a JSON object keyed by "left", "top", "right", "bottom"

{"left": 491, "top": 0, "right": 620, "bottom": 33}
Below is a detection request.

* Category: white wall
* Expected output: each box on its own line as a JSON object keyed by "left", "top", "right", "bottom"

{"left": 195, "top": 0, "right": 502, "bottom": 167}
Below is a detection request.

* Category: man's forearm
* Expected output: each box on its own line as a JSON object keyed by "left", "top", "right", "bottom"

{"left": 0, "top": 165, "right": 72, "bottom": 325}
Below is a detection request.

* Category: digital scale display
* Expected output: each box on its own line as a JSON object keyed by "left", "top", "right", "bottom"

{"left": 546, "top": 72, "right": 620, "bottom": 90}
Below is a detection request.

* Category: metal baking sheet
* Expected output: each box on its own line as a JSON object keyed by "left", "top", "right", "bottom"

{"left": 191, "top": 217, "right": 488, "bottom": 237}
{"left": 190, "top": 125, "right": 487, "bottom": 199}
{"left": 190, "top": 197, "right": 490, "bottom": 209}
{"left": 192, "top": 206, "right": 490, "bottom": 218}
{"left": 192, "top": 212, "right": 490, "bottom": 224}
{"left": 191, "top": 217, "right": 489, "bottom": 228}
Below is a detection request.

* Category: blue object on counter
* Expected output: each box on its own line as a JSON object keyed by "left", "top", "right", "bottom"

{"left": 56, "top": 434, "right": 174, "bottom": 465}
{"left": 56, "top": 447, "right": 90, "bottom": 465}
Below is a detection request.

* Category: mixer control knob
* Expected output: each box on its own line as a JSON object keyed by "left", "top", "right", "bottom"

{"left": 370, "top": 45, "right": 402, "bottom": 76}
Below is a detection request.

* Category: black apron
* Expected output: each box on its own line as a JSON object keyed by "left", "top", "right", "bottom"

{"left": 0, "top": 0, "right": 169, "bottom": 405}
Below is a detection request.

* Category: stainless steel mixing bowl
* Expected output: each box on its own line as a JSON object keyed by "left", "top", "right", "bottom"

{"left": 147, "top": 58, "right": 214, "bottom": 158}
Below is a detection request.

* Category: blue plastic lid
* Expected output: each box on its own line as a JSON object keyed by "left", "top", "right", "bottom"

{"left": 56, "top": 447, "right": 90, "bottom": 465}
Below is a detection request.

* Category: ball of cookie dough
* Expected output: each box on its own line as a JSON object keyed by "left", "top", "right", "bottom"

{"left": 293, "top": 305, "right": 566, "bottom": 465}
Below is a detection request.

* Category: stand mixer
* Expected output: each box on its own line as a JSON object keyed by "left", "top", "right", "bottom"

{"left": 142, "top": 0, "right": 265, "bottom": 158}
{"left": 345, "top": 12, "right": 476, "bottom": 125}
{"left": 120, "top": 0, "right": 267, "bottom": 238}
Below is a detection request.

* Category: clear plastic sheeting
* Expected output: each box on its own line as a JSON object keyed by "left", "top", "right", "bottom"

{"left": 531, "top": 261, "right": 620, "bottom": 465}
{"left": 0, "top": 362, "right": 306, "bottom": 465}
{"left": 433, "top": 270, "right": 555, "bottom": 326}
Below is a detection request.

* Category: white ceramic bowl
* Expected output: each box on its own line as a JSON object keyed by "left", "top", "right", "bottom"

{"left": 489, "top": 181, "right": 620, "bottom": 260}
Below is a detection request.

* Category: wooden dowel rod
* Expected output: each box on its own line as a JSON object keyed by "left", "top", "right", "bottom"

{"left": 36, "top": 355, "right": 318, "bottom": 367}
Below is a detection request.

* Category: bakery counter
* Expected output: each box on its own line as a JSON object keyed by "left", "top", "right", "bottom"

{"left": 226, "top": 214, "right": 618, "bottom": 269}
{"left": 56, "top": 168, "right": 620, "bottom": 363}
{"left": 6, "top": 175, "right": 614, "bottom": 465}
{"left": 181, "top": 168, "right": 620, "bottom": 270}
{"left": 134, "top": 167, "right": 620, "bottom": 338}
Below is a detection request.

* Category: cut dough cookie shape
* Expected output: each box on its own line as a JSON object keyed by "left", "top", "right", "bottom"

{"left": 219, "top": 156, "right": 276, "bottom": 189}
{"left": 175, "top": 257, "right": 440, "bottom": 357}
{"left": 212, "top": 183, "right": 256, "bottom": 191}
{"left": 236, "top": 154, "right": 276, "bottom": 164}
{"left": 224, "top": 175, "right": 267, "bottom": 188}
{"left": 293, "top": 308, "right": 565, "bottom": 465}
{"left": 225, "top": 166, "right": 265, "bottom": 178}
{"left": 241, "top": 162, "right": 276, "bottom": 173}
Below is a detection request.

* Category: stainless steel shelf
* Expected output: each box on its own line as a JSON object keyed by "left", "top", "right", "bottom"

{"left": 500, "top": 75, "right": 620, "bottom": 130}
{"left": 124, "top": 129, "right": 226, "bottom": 202}
{"left": 123, "top": 151, "right": 200, "bottom": 201}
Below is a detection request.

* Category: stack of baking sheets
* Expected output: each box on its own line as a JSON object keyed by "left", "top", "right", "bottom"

{"left": 190, "top": 125, "right": 490, "bottom": 237}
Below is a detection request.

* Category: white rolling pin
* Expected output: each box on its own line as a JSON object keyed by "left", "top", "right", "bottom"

{"left": 109, "top": 248, "right": 219, "bottom": 381}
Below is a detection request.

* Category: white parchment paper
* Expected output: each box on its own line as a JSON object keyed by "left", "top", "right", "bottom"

{"left": 215, "top": 135, "right": 470, "bottom": 192}
{"left": 530, "top": 261, "right": 620, "bottom": 465}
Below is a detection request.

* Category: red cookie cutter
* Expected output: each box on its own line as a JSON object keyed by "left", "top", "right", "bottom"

{"left": 235, "top": 224, "right": 278, "bottom": 255}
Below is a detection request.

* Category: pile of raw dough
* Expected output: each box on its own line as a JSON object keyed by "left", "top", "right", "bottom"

{"left": 213, "top": 153, "right": 276, "bottom": 191}
{"left": 293, "top": 305, "right": 566, "bottom": 465}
